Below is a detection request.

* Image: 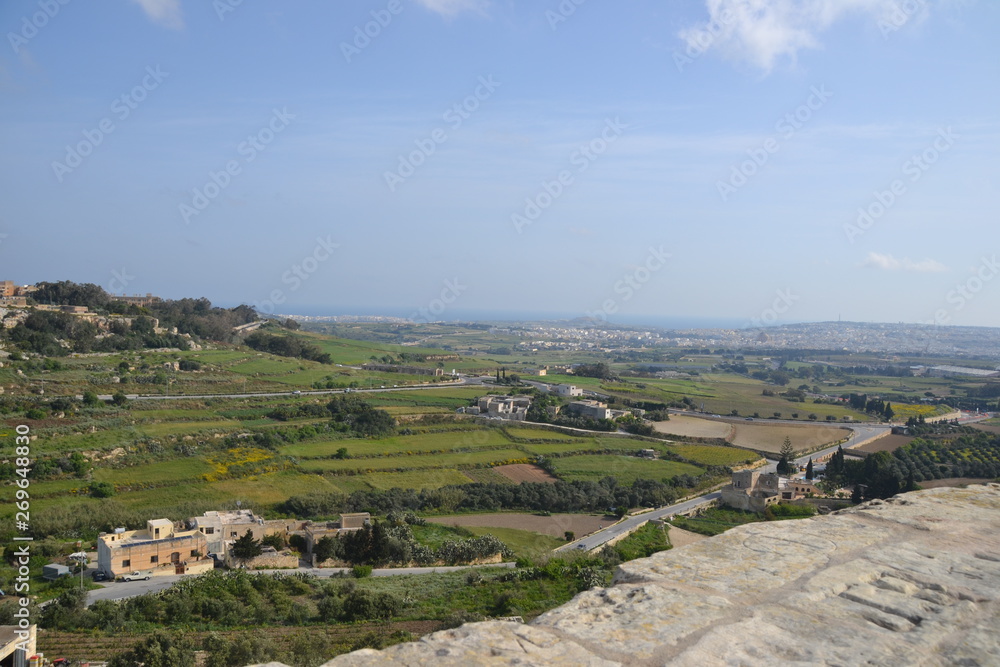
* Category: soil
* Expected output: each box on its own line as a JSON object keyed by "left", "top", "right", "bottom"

{"left": 857, "top": 434, "right": 914, "bottom": 453}
{"left": 493, "top": 463, "right": 558, "bottom": 484}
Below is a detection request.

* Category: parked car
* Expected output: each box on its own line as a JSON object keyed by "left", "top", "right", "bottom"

{"left": 91, "top": 571, "right": 108, "bottom": 582}
{"left": 120, "top": 570, "right": 152, "bottom": 582}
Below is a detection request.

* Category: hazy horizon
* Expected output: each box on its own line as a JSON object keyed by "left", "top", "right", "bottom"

{"left": 2, "top": 1, "right": 998, "bottom": 328}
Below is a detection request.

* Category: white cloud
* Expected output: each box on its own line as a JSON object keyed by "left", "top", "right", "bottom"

{"left": 415, "top": 0, "right": 489, "bottom": 18}
{"left": 680, "top": 0, "right": 927, "bottom": 72}
{"left": 128, "top": 0, "right": 184, "bottom": 29}
{"left": 861, "top": 252, "right": 947, "bottom": 273}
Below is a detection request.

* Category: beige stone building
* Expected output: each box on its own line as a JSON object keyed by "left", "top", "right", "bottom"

{"left": 97, "top": 519, "right": 212, "bottom": 578}
{"left": 720, "top": 470, "right": 782, "bottom": 512}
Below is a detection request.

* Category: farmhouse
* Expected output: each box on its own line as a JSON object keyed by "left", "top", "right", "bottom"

{"left": 565, "top": 400, "right": 611, "bottom": 420}
{"left": 291, "top": 512, "right": 372, "bottom": 557}
{"left": 97, "top": 519, "right": 213, "bottom": 579}
{"left": 477, "top": 395, "right": 531, "bottom": 421}
{"left": 554, "top": 384, "right": 583, "bottom": 397}
{"left": 720, "top": 470, "right": 782, "bottom": 512}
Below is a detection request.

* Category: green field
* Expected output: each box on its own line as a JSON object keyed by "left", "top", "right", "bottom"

{"left": 666, "top": 443, "right": 762, "bottom": 466}
{"left": 549, "top": 455, "right": 703, "bottom": 484}
{"left": 333, "top": 469, "right": 474, "bottom": 492}
{"left": 300, "top": 448, "right": 530, "bottom": 473}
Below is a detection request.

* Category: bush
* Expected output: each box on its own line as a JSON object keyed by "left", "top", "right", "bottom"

{"left": 89, "top": 481, "right": 116, "bottom": 498}
{"left": 24, "top": 408, "right": 47, "bottom": 420}
{"left": 352, "top": 564, "right": 373, "bottom": 578}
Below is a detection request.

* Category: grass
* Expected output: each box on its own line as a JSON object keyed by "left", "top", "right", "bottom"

{"left": 667, "top": 444, "right": 762, "bottom": 467}
{"left": 333, "top": 469, "right": 474, "bottom": 492}
{"left": 281, "top": 428, "right": 512, "bottom": 458}
{"left": 549, "top": 455, "right": 703, "bottom": 484}
{"left": 299, "top": 448, "right": 530, "bottom": 473}
{"left": 503, "top": 428, "right": 584, "bottom": 441}
{"left": 668, "top": 507, "right": 765, "bottom": 536}
{"left": 608, "top": 521, "right": 670, "bottom": 560}
{"left": 93, "top": 458, "right": 215, "bottom": 486}
{"left": 463, "top": 526, "right": 562, "bottom": 559}
{"left": 136, "top": 420, "right": 244, "bottom": 437}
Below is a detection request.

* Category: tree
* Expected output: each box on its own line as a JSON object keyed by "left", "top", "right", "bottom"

{"left": 776, "top": 437, "right": 795, "bottom": 475}
{"left": 851, "top": 484, "right": 864, "bottom": 504}
{"left": 805, "top": 458, "right": 814, "bottom": 480}
{"left": 110, "top": 632, "right": 195, "bottom": 667}
{"left": 111, "top": 392, "right": 128, "bottom": 406}
{"left": 230, "top": 530, "right": 262, "bottom": 567}
{"left": 82, "top": 391, "right": 100, "bottom": 406}
{"left": 564, "top": 531, "right": 575, "bottom": 542}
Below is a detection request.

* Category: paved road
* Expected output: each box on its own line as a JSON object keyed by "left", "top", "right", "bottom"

{"left": 555, "top": 492, "right": 723, "bottom": 553}
{"left": 555, "top": 421, "right": 891, "bottom": 552}
{"left": 85, "top": 562, "right": 516, "bottom": 606}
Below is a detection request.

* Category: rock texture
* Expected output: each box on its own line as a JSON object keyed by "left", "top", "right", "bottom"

{"left": 254, "top": 484, "right": 1000, "bottom": 666}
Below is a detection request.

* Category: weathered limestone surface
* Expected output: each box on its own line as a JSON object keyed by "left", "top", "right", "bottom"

{"left": 252, "top": 484, "right": 1000, "bottom": 666}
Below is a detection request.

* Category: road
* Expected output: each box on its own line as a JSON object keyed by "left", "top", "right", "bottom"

{"left": 555, "top": 421, "right": 891, "bottom": 553}
{"left": 85, "top": 562, "right": 516, "bottom": 607}
{"left": 555, "top": 492, "right": 723, "bottom": 553}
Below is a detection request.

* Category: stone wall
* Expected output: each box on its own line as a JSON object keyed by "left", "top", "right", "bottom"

{"left": 251, "top": 483, "right": 1000, "bottom": 666}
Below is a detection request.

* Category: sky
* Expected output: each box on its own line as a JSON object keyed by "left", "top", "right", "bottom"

{"left": 1, "top": 0, "right": 998, "bottom": 328}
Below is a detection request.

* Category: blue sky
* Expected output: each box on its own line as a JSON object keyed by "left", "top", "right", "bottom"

{"left": 1, "top": 0, "right": 998, "bottom": 327}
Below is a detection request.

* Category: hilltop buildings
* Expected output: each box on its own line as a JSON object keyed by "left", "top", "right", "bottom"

{"left": 97, "top": 519, "right": 213, "bottom": 579}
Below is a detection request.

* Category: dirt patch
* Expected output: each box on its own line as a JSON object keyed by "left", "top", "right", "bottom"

{"left": 858, "top": 434, "right": 914, "bottom": 453}
{"left": 730, "top": 422, "right": 849, "bottom": 454}
{"left": 918, "top": 477, "right": 994, "bottom": 489}
{"left": 653, "top": 415, "right": 732, "bottom": 439}
{"left": 494, "top": 463, "right": 558, "bottom": 484}
{"left": 666, "top": 525, "right": 707, "bottom": 550}
{"left": 427, "top": 513, "right": 609, "bottom": 538}
{"left": 971, "top": 423, "right": 1000, "bottom": 435}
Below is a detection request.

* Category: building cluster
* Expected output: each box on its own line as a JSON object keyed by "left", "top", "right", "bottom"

{"left": 96, "top": 509, "right": 371, "bottom": 578}
{"left": 720, "top": 470, "right": 821, "bottom": 512}
{"left": 459, "top": 395, "right": 532, "bottom": 420}
{"left": 0, "top": 280, "right": 35, "bottom": 308}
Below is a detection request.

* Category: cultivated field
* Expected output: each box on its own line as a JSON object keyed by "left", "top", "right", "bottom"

{"left": 667, "top": 525, "right": 707, "bottom": 549}
{"left": 549, "top": 455, "right": 703, "bottom": 485}
{"left": 493, "top": 464, "right": 558, "bottom": 484}
{"left": 729, "top": 422, "right": 849, "bottom": 454}
{"left": 427, "top": 512, "right": 608, "bottom": 538}
{"left": 857, "top": 434, "right": 914, "bottom": 453}
{"left": 653, "top": 415, "right": 732, "bottom": 439}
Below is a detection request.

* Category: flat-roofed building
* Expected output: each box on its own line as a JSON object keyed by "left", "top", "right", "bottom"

{"left": 97, "top": 519, "right": 211, "bottom": 578}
